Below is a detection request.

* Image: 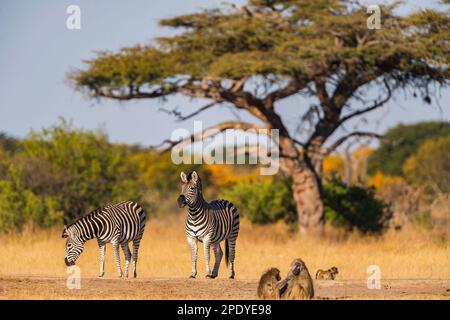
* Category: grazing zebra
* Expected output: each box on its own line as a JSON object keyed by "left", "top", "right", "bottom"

{"left": 62, "top": 200, "right": 146, "bottom": 278}
{"left": 177, "top": 171, "right": 239, "bottom": 279}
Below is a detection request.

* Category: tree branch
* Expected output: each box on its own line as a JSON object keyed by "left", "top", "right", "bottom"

{"left": 324, "top": 131, "right": 382, "bottom": 155}
{"left": 95, "top": 90, "right": 167, "bottom": 100}
{"left": 263, "top": 78, "right": 309, "bottom": 105}
{"left": 94, "top": 84, "right": 176, "bottom": 100}
{"left": 338, "top": 79, "right": 392, "bottom": 124}
{"left": 150, "top": 121, "right": 268, "bottom": 152}
{"left": 158, "top": 102, "right": 216, "bottom": 121}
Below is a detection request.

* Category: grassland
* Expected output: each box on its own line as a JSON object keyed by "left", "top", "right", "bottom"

{"left": 0, "top": 217, "right": 449, "bottom": 299}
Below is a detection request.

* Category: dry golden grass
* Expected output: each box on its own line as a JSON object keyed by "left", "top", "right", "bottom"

{"left": 1, "top": 216, "right": 449, "bottom": 281}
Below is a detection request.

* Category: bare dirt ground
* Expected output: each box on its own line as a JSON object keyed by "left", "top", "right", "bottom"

{"left": 1, "top": 275, "right": 449, "bottom": 300}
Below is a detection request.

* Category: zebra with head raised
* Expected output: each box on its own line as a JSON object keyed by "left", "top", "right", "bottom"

{"left": 177, "top": 171, "right": 239, "bottom": 279}
{"left": 62, "top": 200, "right": 146, "bottom": 278}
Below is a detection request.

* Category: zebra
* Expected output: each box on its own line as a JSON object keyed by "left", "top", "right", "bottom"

{"left": 177, "top": 171, "right": 239, "bottom": 279}
{"left": 62, "top": 200, "right": 146, "bottom": 278}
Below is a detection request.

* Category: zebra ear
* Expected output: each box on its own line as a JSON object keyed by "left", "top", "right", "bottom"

{"left": 180, "top": 171, "right": 188, "bottom": 183}
{"left": 191, "top": 171, "right": 199, "bottom": 182}
{"left": 62, "top": 225, "right": 68, "bottom": 238}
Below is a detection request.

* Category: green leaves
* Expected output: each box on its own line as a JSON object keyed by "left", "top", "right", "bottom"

{"left": 323, "top": 179, "right": 391, "bottom": 234}
{"left": 368, "top": 122, "right": 450, "bottom": 177}
{"left": 0, "top": 120, "right": 146, "bottom": 232}
{"left": 72, "top": 46, "right": 173, "bottom": 95}
{"left": 403, "top": 135, "right": 450, "bottom": 195}
{"left": 71, "top": 0, "right": 450, "bottom": 100}
{"left": 220, "top": 177, "right": 297, "bottom": 224}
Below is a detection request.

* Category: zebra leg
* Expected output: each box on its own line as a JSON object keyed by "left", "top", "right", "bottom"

{"left": 227, "top": 238, "right": 237, "bottom": 279}
{"left": 211, "top": 243, "right": 223, "bottom": 279}
{"left": 187, "top": 237, "right": 198, "bottom": 278}
{"left": 97, "top": 239, "right": 106, "bottom": 278}
{"left": 203, "top": 240, "right": 213, "bottom": 278}
{"left": 131, "top": 238, "right": 141, "bottom": 278}
{"left": 121, "top": 243, "right": 132, "bottom": 278}
{"left": 112, "top": 241, "right": 123, "bottom": 278}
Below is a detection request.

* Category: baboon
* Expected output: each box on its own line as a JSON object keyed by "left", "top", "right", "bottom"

{"left": 279, "top": 258, "right": 314, "bottom": 300}
{"left": 315, "top": 267, "right": 339, "bottom": 280}
{"left": 257, "top": 267, "right": 282, "bottom": 300}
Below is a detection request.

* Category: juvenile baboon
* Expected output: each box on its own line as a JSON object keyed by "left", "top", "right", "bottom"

{"left": 279, "top": 258, "right": 314, "bottom": 300}
{"left": 257, "top": 267, "right": 282, "bottom": 300}
{"left": 315, "top": 267, "right": 339, "bottom": 280}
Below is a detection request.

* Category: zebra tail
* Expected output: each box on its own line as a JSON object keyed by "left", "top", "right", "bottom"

{"left": 225, "top": 239, "right": 229, "bottom": 268}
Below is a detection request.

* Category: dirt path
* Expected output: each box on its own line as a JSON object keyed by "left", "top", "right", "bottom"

{"left": 1, "top": 275, "right": 449, "bottom": 299}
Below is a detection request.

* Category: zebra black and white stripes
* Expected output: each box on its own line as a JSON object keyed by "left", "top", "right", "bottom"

{"left": 62, "top": 200, "right": 146, "bottom": 278}
{"left": 178, "top": 171, "right": 239, "bottom": 279}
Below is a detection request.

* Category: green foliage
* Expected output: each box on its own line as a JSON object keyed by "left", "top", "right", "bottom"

{"left": 71, "top": 1, "right": 449, "bottom": 100}
{"left": 0, "top": 179, "right": 64, "bottom": 232}
{"left": 403, "top": 135, "right": 450, "bottom": 194}
{"left": 220, "top": 176, "right": 297, "bottom": 224}
{"left": 323, "top": 180, "right": 392, "bottom": 234}
{"left": 0, "top": 132, "right": 20, "bottom": 153}
{"left": 134, "top": 151, "right": 212, "bottom": 197}
{"left": 368, "top": 122, "right": 450, "bottom": 176}
{"left": 223, "top": 176, "right": 391, "bottom": 233}
{"left": 0, "top": 121, "right": 145, "bottom": 231}
{"left": 68, "top": 0, "right": 450, "bottom": 236}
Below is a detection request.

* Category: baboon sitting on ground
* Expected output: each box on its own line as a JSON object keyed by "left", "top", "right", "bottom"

{"left": 278, "top": 258, "right": 314, "bottom": 300}
{"left": 315, "top": 267, "right": 339, "bottom": 280}
{"left": 257, "top": 267, "right": 282, "bottom": 300}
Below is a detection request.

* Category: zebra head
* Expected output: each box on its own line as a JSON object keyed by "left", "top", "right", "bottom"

{"left": 178, "top": 171, "right": 202, "bottom": 208}
{"left": 62, "top": 225, "right": 85, "bottom": 266}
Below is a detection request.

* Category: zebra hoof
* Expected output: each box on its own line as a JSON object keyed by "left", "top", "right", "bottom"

{"left": 189, "top": 275, "right": 196, "bottom": 279}
{"left": 98, "top": 273, "right": 104, "bottom": 278}
{"left": 229, "top": 275, "right": 235, "bottom": 279}
{"left": 205, "top": 275, "right": 215, "bottom": 279}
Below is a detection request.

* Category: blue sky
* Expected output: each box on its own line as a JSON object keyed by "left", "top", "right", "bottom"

{"left": 0, "top": 0, "right": 448, "bottom": 148}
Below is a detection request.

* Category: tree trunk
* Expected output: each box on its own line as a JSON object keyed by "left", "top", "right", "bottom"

{"left": 278, "top": 136, "right": 325, "bottom": 237}
{"left": 291, "top": 164, "right": 325, "bottom": 237}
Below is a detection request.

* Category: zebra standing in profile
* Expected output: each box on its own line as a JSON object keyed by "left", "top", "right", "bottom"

{"left": 62, "top": 200, "right": 146, "bottom": 278}
{"left": 177, "top": 171, "right": 239, "bottom": 279}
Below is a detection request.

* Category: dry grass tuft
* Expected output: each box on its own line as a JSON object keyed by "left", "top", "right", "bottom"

{"left": 1, "top": 216, "right": 449, "bottom": 281}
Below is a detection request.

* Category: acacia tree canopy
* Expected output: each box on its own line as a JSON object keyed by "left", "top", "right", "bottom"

{"left": 72, "top": 1, "right": 448, "bottom": 104}
{"left": 70, "top": 0, "right": 450, "bottom": 236}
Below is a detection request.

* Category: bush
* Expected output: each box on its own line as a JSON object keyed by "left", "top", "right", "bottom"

{"left": 403, "top": 135, "right": 450, "bottom": 195}
{"left": 323, "top": 179, "right": 392, "bottom": 234}
{"left": 220, "top": 176, "right": 297, "bottom": 224}
{"left": 0, "top": 180, "right": 64, "bottom": 232}
{"left": 0, "top": 132, "right": 20, "bottom": 153}
{"left": 0, "top": 121, "right": 146, "bottom": 231}
{"left": 222, "top": 176, "right": 391, "bottom": 234}
{"left": 368, "top": 121, "right": 450, "bottom": 177}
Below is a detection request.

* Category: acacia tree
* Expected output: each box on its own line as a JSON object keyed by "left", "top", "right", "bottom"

{"left": 71, "top": 0, "right": 449, "bottom": 236}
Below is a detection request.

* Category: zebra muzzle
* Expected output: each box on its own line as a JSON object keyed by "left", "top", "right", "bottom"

{"left": 65, "top": 257, "right": 75, "bottom": 266}
{"left": 177, "top": 195, "right": 187, "bottom": 208}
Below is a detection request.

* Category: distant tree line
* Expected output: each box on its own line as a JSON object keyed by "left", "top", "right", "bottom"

{"left": 0, "top": 120, "right": 448, "bottom": 234}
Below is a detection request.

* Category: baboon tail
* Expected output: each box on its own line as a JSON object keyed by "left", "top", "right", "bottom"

{"left": 225, "top": 239, "right": 229, "bottom": 268}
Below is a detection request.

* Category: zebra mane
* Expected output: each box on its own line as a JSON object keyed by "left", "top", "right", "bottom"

{"left": 66, "top": 206, "right": 103, "bottom": 228}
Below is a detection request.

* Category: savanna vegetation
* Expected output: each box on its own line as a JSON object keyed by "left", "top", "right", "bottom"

{"left": 0, "top": 120, "right": 448, "bottom": 237}
{"left": 1, "top": 1, "right": 450, "bottom": 300}
{"left": 69, "top": 0, "right": 450, "bottom": 236}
